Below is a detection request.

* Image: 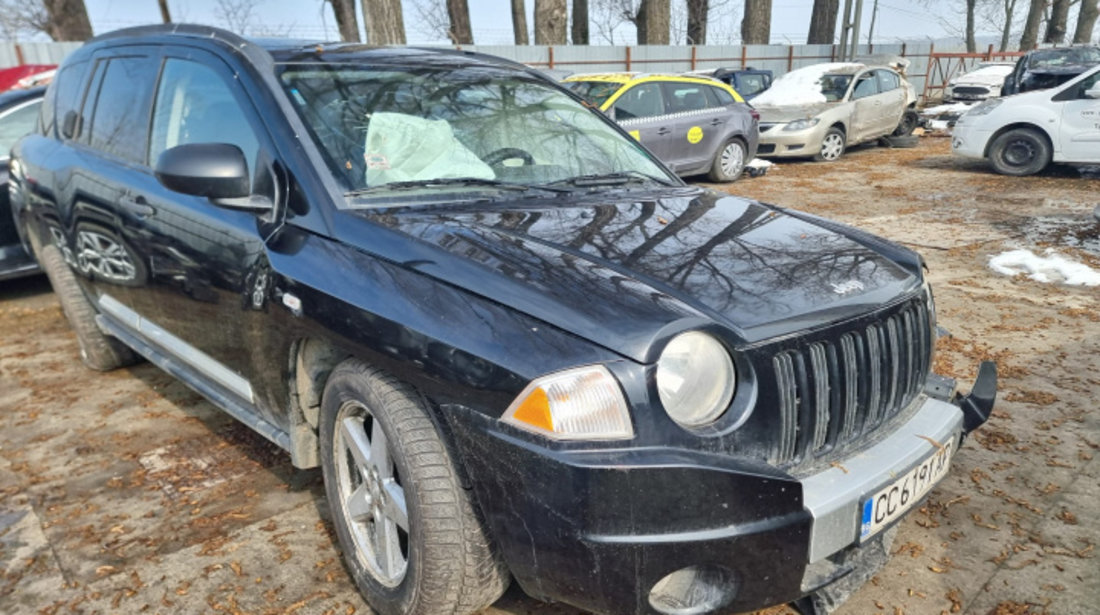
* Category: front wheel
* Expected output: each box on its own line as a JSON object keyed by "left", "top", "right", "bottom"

{"left": 988, "top": 128, "right": 1051, "bottom": 176}
{"left": 320, "top": 360, "right": 508, "bottom": 615}
{"left": 814, "top": 128, "right": 846, "bottom": 162}
{"left": 708, "top": 139, "right": 747, "bottom": 182}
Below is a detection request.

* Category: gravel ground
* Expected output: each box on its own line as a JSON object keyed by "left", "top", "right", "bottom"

{"left": 1, "top": 137, "right": 1097, "bottom": 615}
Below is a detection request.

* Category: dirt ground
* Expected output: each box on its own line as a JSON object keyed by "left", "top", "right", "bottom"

{"left": 1, "top": 137, "right": 1097, "bottom": 615}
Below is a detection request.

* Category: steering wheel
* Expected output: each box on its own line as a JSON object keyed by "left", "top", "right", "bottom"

{"left": 484, "top": 147, "right": 535, "bottom": 167}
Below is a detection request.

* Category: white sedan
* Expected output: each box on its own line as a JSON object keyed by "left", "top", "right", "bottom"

{"left": 952, "top": 65, "right": 1100, "bottom": 175}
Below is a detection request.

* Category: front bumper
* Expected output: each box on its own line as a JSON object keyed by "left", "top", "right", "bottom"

{"left": 448, "top": 367, "right": 996, "bottom": 615}
{"left": 756, "top": 123, "right": 827, "bottom": 158}
{"left": 950, "top": 122, "right": 992, "bottom": 159}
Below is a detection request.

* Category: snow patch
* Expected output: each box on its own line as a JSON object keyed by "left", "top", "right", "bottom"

{"left": 921, "top": 102, "right": 973, "bottom": 116}
{"left": 989, "top": 249, "right": 1100, "bottom": 286}
{"left": 752, "top": 63, "right": 863, "bottom": 107}
{"left": 746, "top": 158, "right": 774, "bottom": 169}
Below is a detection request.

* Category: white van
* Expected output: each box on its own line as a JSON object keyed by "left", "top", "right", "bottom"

{"left": 951, "top": 65, "right": 1100, "bottom": 175}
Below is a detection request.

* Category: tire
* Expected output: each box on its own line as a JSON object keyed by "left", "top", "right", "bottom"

{"left": 319, "top": 360, "right": 508, "bottom": 615}
{"left": 988, "top": 128, "right": 1051, "bottom": 176}
{"left": 814, "top": 127, "right": 846, "bottom": 162}
{"left": 707, "top": 138, "right": 747, "bottom": 182}
{"left": 893, "top": 109, "right": 919, "bottom": 136}
{"left": 36, "top": 241, "right": 139, "bottom": 371}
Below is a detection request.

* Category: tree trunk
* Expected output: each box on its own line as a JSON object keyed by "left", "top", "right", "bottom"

{"left": 1074, "top": 0, "right": 1099, "bottom": 42}
{"left": 43, "top": 0, "right": 93, "bottom": 41}
{"left": 363, "top": 0, "right": 406, "bottom": 45}
{"left": 572, "top": 0, "right": 589, "bottom": 43}
{"left": 635, "top": 0, "right": 670, "bottom": 44}
{"left": 1044, "top": 0, "right": 1071, "bottom": 42}
{"left": 1019, "top": 0, "right": 1048, "bottom": 49}
{"left": 966, "top": 0, "right": 977, "bottom": 51}
{"left": 686, "top": 0, "right": 708, "bottom": 44}
{"left": 807, "top": 0, "right": 839, "bottom": 43}
{"left": 329, "top": 0, "right": 361, "bottom": 42}
{"left": 447, "top": 0, "right": 474, "bottom": 43}
{"left": 741, "top": 0, "right": 772, "bottom": 44}
{"left": 1000, "top": 0, "right": 1017, "bottom": 51}
{"left": 157, "top": 0, "right": 171, "bottom": 23}
{"left": 534, "top": 0, "right": 567, "bottom": 44}
{"left": 512, "top": 0, "right": 530, "bottom": 44}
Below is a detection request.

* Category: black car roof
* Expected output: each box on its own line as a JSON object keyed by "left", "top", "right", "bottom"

{"left": 84, "top": 23, "right": 530, "bottom": 72}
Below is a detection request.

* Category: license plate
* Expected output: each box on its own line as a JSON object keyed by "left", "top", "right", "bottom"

{"left": 860, "top": 437, "right": 955, "bottom": 540}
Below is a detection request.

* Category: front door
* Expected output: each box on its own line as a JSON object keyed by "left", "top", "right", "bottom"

{"left": 610, "top": 83, "right": 674, "bottom": 162}
{"left": 1058, "top": 72, "right": 1100, "bottom": 163}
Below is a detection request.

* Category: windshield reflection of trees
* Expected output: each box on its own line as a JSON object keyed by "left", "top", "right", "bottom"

{"left": 386, "top": 195, "right": 894, "bottom": 324}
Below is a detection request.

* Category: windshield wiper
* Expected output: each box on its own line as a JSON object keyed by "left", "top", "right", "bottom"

{"left": 540, "top": 170, "right": 677, "bottom": 188}
{"left": 347, "top": 177, "right": 571, "bottom": 196}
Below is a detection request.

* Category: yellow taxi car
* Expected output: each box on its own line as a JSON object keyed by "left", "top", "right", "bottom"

{"left": 564, "top": 73, "right": 760, "bottom": 181}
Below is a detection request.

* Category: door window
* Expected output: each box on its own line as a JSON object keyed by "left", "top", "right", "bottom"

{"left": 0, "top": 100, "right": 43, "bottom": 156}
{"left": 86, "top": 56, "right": 159, "bottom": 164}
{"left": 150, "top": 58, "right": 261, "bottom": 184}
{"left": 613, "top": 83, "right": 665, "bottom": 120}
{"left": 875, "top": 70, "right": 900, "bottom": 92}
{"left": 852, "top": 73, "right": 880, "bottom": 99}
{"left": 662, "top": 83, "right": 710, "bottom": 113}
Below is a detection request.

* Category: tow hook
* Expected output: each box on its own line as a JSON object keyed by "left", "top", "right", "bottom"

{"left": 957, "top": 361, "right": 998, "bottom": 434}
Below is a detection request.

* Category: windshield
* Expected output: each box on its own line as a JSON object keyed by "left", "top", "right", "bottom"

{"left": 279, "top": 66, "right": 670, "bottom": 201}
{"left": 1029, "top": 47, "right": 1100, "bottom": 69}
{"left": 565, "top": 80, "right": 624, "bottom": 108}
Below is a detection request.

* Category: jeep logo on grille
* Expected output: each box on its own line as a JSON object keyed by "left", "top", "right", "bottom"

{"left": 831, "top": 280, "right": 866, "bottom": 295}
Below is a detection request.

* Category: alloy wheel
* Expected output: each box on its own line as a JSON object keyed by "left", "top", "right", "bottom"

{"left": 333, "top": 400, "right": 410, "bottom": 587}
{"left": 720, "top": 142, "right": 745, "bottom": 177}
{"left": 75, "top": 231, "right": 137, "bottom": 282}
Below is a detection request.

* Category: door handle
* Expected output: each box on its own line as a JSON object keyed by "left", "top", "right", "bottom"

{"left": 120, "top": 194, "right": 155, "bottom": 218}
{"left": 709, "top": 118, "right": 724, "bottom": 126}
{"left": 657, "top": 127, "right": 672, "bottom": 135}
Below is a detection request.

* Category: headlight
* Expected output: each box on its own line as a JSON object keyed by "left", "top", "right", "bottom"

{"left": 783, "top": 117, "right": 820, "bottom": 131}
{"left": 656, "top": 332, "right": 736, "bottom": 427}
{"left": 964, "top": 98, "right": 1003, "bottom": 117}
{"left": 503, "top": 365, "right": 633, "bottom": 440}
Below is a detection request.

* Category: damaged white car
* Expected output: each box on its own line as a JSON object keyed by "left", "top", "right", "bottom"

{"left": 754, "top": 62, "right": 918, "bottom": 162}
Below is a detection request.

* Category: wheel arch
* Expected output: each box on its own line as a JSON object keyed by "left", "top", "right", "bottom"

{"left": 287, "top": 336, "right": 351, "bottom": 469}
{"left": 982, "top": 122, "right": 1054, "bottom": 158}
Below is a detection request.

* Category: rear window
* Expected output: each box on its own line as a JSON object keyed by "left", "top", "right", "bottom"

{"left": 86, "top": 56, "right": 159, "bottom": 164}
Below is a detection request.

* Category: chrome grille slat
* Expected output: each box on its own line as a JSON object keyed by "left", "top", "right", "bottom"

{"left": 769, "top": 298, "right": 934, "bottom": 466}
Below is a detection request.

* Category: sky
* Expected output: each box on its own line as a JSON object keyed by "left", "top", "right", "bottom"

{"left": 73, "top": 0, "right": 968, "bottom": 46}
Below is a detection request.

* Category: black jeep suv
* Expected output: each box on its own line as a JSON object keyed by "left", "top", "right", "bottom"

{"left": 12, "top": 25, "right": 997, "bottom": 615}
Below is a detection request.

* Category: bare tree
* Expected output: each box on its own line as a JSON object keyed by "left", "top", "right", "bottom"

{"left": 807, "top": 0, "right": 839, "bottom": 43}
{"left": 534, "top": 0, "right": 568, "bottom": 43}
{"left": 1043, "top": 0, "right": 1073, "bottom": 42}
{"left": 1019, "top": 0, "right": 1048, "bottom": 48}
{"left": 363, "top": 0, "right": 406, "bottom": 44}
{"left": 447, "top": 0, "right": 474, "bottom": 43}
{"left": 635, "top": 0, "right": 670, "bottom": 43}
{"left": 741, "top": 0, "right": 771, "bottom": 43}
{"left": 328, "top": 0, "right": 361, "bottom": 42}
{"left": 0, "top": 0, "right": 50, "bottom": 39}
{"left": 512, "top": 0, "right": 530, "bottom": 43}
{"left": 157, "top": 0, "right": 172, "bottom": 22}
{"left": 979, "top": 0, "right": 1022, "bottom": 51}
{"left": 686, "top": 0, "right": 708, "bottom": 43}
{"left": 590, "top": 0, "right": 632, "bottom": 43}
{"left": 1075, "top": 0, "right": 1099, "bottom": 41}
{"left": 215, "top": 0, "right": 257, "bottom": 34}
{"left": 572, "top": 0, "right": 590, "bottom": 43}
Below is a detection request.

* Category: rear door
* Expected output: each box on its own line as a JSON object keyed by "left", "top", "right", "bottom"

{"left": 610, "top": 82, "right": 674, "bottom": 161}
{"left": 1056, "top": 71, "right": 1100, "bottom": 163}
{"left": 875, "top": 70, "right": 908, "bottom": 134}
{"left": 658, "top": 81, "right": 725, "bottom": 171}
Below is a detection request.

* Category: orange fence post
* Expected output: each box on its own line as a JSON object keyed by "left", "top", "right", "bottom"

{"left": 14, "top": 43, "right": 25, "bottom": 66}
{"left": 548, "top": 46, "right": 555, "bottom": 69}
{"left": 740, "top": 46, "right": 747, "bottom": 69}
{"left": 690, "top": 46, "right": 697, "bottom": 71}
{"left": 787, "top": 45, "right": 794, "bottom": 71}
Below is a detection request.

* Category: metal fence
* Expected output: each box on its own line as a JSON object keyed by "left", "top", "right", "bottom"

{"left": 2, "top": 39, "right": 991, "bottom": 103}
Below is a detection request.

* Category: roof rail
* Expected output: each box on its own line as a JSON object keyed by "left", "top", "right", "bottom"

{"left": 87, "top": 23, "right": 255, "bottom": 49}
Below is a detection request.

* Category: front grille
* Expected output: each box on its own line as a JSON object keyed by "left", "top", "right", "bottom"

{"left": 769, "top": 299, "right": 932, "bottom": 466}
{"left": 953, "top": 86, "right": 990, "bottom": 97}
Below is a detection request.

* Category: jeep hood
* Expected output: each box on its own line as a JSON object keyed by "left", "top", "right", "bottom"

{"left": 339, "top": 188, "right": 919, "bottom": 361}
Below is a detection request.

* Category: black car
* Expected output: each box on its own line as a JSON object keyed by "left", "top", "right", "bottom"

{"left": 12, "top": 25, "right": 997, "bottom": 615}
{"left": 1002, "top": 45, "right": 1100, "bottom": 95}
{"left": 0, "top": 85, "right": 46, "bottom": 281}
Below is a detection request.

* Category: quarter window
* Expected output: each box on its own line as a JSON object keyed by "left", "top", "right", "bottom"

{"left": 710, "top": 85, "right": 736, "bottom": 105}
{"left": 149, "top": 59, "right": 261, "bottom": 181}
{"left": 613, "top": 83, "right": 665, "bottom": 120}
{"left": 86, "top": 56, "right": 158, "bottom": 164}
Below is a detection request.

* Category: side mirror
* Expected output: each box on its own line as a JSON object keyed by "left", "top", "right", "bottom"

{"left": 155, "top": 143, "right": 252, "bottom": 200}
{"left": 1085, "top": 86, "right": 1100, "bottom": 100}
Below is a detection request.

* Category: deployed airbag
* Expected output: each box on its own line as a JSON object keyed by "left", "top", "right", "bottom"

{"left": 363, "top": 112, "right": 494, "bottom": 185}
